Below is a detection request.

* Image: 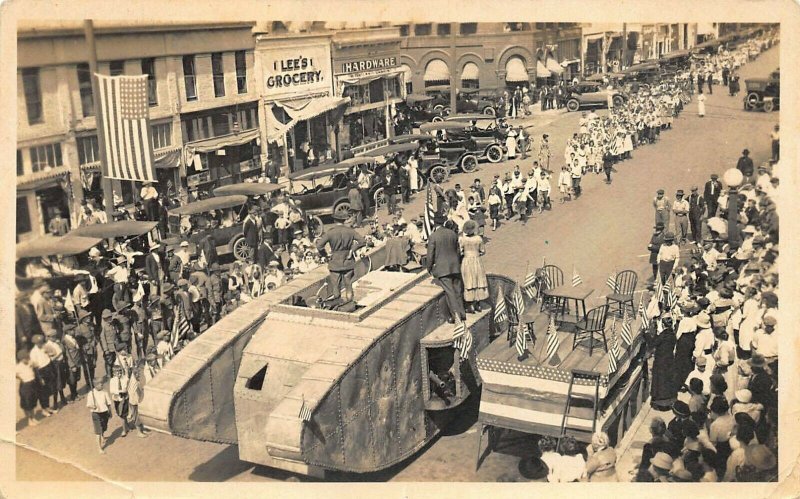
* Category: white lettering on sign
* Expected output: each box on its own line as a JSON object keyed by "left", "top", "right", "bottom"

{"left": 340, "top": 56, "right": 398, "bottom": 74}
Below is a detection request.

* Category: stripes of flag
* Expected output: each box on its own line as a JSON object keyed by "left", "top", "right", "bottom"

{"left": 515, "top": 325, "right": 526, "bottom": 357}
{"left": 668, "top": 285, "right": 679, "bottom": 310}
{"left": 522, "top": 271, "right": 538, "bottom": 299}
{"left": 493, "top": 288, "right": 508, "bottom": 323}
{"left": 96, "top": 73, "right": 155, "bottom": 182}
{"left": 638, "top": 293, "right": 650, "bottom": 330}
{"left": 654, "top": 270, "right": 664, "bottom": 303}
{"left": 607, "top": 333, "right": 620, "bottom": 373}
{"left": 299, "top": 394, "right": 313, "bottom": 422}
{"left": 662, "top": 277, "right": 672, "bottom": 304}
{"left": 512, "top": 284, "right": 525, "bottom": 320}
{"left": 545, "top": 315, "right": 560, "bottom": 362}
{"left": 606, "top": 269, "right": 617, "bottom": 292}
{"left": 422, "top": 183, "right": 435, "bottom": 240}
{"left": 171, "top": 305, "right": 191, "bottom": 349}
{"left": 620, "top": 311, "right": 633, "bottom": 347}
{"left": 572, "top": 266, "right": 583, "bottom": 287}
{"left": 452, "top": 321, "right": 472, "bottom": 360}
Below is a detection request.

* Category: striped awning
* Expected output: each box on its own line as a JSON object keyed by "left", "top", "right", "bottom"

{"left": 505, "top": 57, "right": 529, "bottom": 82}
{"left": 424, "top": 59, "right": 450, "bottom": 82}
{"left": 16, "top": 165, "right": 70, "bottom": 192}
{"left": 535, "top": 60, "right": 551, "bottom": 78}
{"left": 461, "top": 62, "right": 479, "bottom": 81}
{"left": 546, "top": 57, "right": 564, "bottom": 75}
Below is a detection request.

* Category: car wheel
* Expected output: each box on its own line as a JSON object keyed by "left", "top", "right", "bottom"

{"left": 431, "top": 115, "right": 444, "bottom": 123}
{"left": 429, "top": 165, "right": 449, "bottom": 184}
{"left": 231, "top": 236, "right": 252, "bottom": 262}
{"left": 482, "top": 106, "right": 496, "bottom": 116}
{"left": 461, "top": 154, "right": 478, "bottom": 173}
{"left": 373, "top": 187, "right": 386, "bottom": 210}
{"left": 308, "top": 215, "right": 325, "bottom": 238}
{"left": 443, "top": 107, "right": 451, "bottom": 116}
{"left": 333, "top": 201, "right": 351, "bottom": 220}
{"left": 433, "top": 104, "right": 444, "bottom": 113}
{"left": 486, "top": 144, "right": 503, "bottom": 163}
{"left": 746, "top": 92, "right": 760, "bottom": 108}
{"left": 566, "top": 99, "right": 580, "bottom": 112}
{"left": 612, "top": 95, "right": 625, "bottom": 108}
{"left": 763, "top": 100, "right": 775, "bottom": 112}
{"left": 417, "top": 175, "right": 428, "bottom": 191}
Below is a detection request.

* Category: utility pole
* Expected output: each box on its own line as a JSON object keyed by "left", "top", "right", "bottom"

{"left": 622, "top": 23, "right": 628, "bottom": 69}
{"left": 450, "top": 23, "right": 457, "bottom": 114}
{"left": 84, "top": 20, "right": 115, "bottom": 220}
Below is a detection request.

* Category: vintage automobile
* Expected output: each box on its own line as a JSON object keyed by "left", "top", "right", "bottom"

{"left": 168, "top": 195, "right": 250, "bottom": 261}
{"left": 620, "top": 60, "right": 663, "bottom": 86}
{"left": 418, "top": 121, "right": 480, "bottom": 184}
{"left": 424, "top": 85, "right": 498, "bottom": 116}
{"left": 444, "top": 113, "right": 508, "bottom": 163}
{"left": 659, "top": 49, "right": 692, "bottom": 72}
{"left": 15, "top": 234, "right": 103, "bottom": 291}
{"left": 743, "top": 75, "right": 779, "bottom": 112}
{"left": 564, "top": 81, "right": 627, "bottom": 112}
{"left": 398, "top": 94, "right": 445, "bottom": 130}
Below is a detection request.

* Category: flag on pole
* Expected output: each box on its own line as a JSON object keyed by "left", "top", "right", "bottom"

{"left": 607, "top": 333, "right": 619, "bottom": 373}
{"left": 452, "top": 321, "right": 472, "bottom": 360}
{"left": 654, "top": 270, "right": 664, "bottom": 302}
{"left": 493, "top": 289, "right": 508, "bottom": 323}
{"left": 171, "top": 305, "right": 191, "bottom": 348}
{"left": 668, "top": 285, "right": 679, "bottom": 310}
{"left": 95, "top": 73, "right": 155, "bottom": 182}
{"left": 299, "top": 394, "right": 312, "bottom": 422}
{"left": 662, "top": 277, "right": 672, "bottom": 304}
{"left": 545, "top": 315, "right": 560, "bottom": 362}
{"left": 512, "top": 284, "right": 525, "bottom": 320}
{"left": 606, "top": 269, "right": 617, "bottom": 292}
{"left": 422, "top": 183, "right": 436, "bottom": 240}
{"left": 572, "top": 266, "right": 583, "bottom": 287}
{"left": 523, "top": 271, "right": 537, "bottom": 299}
{"left": 638, "top": 293, "right": 650, "bottom": 330}
{"left": 620, "top": 310, "right": 633, "bottom": 347}
{"left": 64, "top": 289, "right": 76, "bottom": 315}
{"left": 515, "top": 325, "right": 527, "bottom": 357}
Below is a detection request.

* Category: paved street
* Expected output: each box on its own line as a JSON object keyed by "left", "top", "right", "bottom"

{"left": 14, "top": 45, "right": 779, "bottom": 483}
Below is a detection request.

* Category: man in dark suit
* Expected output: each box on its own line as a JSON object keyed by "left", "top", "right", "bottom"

{"left": 256, "top": 238, "right": 279, "bottom": 270}
{"left": 647, "top": 222, "right": 665, "bottom": 280}
{"left": 706, "top": 72, "right": 713, "bottom": 94}
{"left": 426, "top": 215, "right": 465, "bottom": 323}
{"left": 315, "top": 211, "right": 366, "bottom": 304}
{"left": 242, "top": 205, "right": 263, "bottom": 260}
{"left": 687, "top": 186, "right": 705, "bottom": 244}
{"left": 167, "top": 247, "right": 183, "bottom": 284}
{"left": 703, "top": 173, "right": 722, "bottom": 218}
{"left": 144, "top": 243, "right": 163, "bottom": 293}
{"left": 736, "top": 148, "right": 754, "bottom": 183}
{"left": 198, "top": 233, "right": 218, "bottom": 268}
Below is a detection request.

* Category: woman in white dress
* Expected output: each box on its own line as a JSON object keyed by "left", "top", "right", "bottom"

{"left": 505, "top": 128, "right": 517, "bottom": 160}
{"left": 407, "top": 155, "right": 420, "bottom": 192}
{"left": 697, "top": 93, "right": 707, "bottom": 117}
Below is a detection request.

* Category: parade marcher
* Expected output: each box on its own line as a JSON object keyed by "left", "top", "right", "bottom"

{"left": 315, "top": 211, "right": 366, "bottom": 306}
{"left": 688, "top": 186, "right": 706, "bottom": 243}
{"left": 16, "top": 350, "right": 42, "bottom": 426}
{"left": 704, "top": 173, "right": 722, "bottom": 218}
{"left": 87, "top": 375, "right": 113, "bottom": 454}
{"left": 672, "top": 189, "right": 690, "bottom": 245}
{"left": 426, "top": 214, "right": 465, "bottom": 323}
{"left": 653, "top": 189, "right": 671, "bottom": 228}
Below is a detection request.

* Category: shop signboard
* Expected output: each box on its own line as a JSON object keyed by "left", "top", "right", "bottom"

{"left": 337, "top": 56, "right": 399, "bottom": 76}
{"left": 260, "top": 40, "right": 333, "bottom": 100}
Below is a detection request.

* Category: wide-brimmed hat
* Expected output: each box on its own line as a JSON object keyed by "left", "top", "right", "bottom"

{"left": 695, "top": 356, "right": 708, "bottom": 367}
{"left": 763, "top": 315, "right": 777, "bottom": 327}
{"left": 77, "top": 309, "right": 92, "bottom": 321}
{"left": 695, "top": 312, "right": 711, "bottom": 329}
{"left": 463, "top": 220, "right": 478, "bottom": 235}
{"left": 735, "top": 388, "right": 753, "bottom": 403}
{"left": 672, "top": 400, "right": 690, "bottom": 418}
{"left": 651, "top": 452, "right": 673, "bottom": 471}
{"left": 663, "top": 231, "right": 675, "bottom": 242}
{"left": 101, "top": 309, "right": 113, "bottom": 319}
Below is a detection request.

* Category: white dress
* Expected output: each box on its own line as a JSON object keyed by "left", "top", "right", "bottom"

{"left": 698, "top": 94, "right": 706, "bottom": 116}
{"left": 505, "top": 134, "right": 517, "bottom": 159}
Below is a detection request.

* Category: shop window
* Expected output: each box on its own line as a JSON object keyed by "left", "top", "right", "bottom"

{"left": 151, "top": 123, "right": 172, "bottom": 150}
{"left": 398, "top": 24, "right": 409, "bottom": 37}
{"left": 343, "top": 83, "right": 369, "bottom": 107}
{"left": 22, "top": 68, "right": 43, "bottom": 125}
{"left": 17, "top": 197, "right": 32, "bottom": 236}
{"left": 77, "top": 63, "right": 94, "bottom": 117}
{"left": 386, "top": 76, "right": 401, "bottom": 99}
{"left": 183, "top": 55, "right": 197, "bottom": 101}
{"left": 141, "top": 58, "right": 158, "bottom": 106}
{"left": 109, "top": 60, "right": 125, "bottom": 76}
{"left": 369, "top": 78, "right": 385, "bottom": 104}
{"left": 17, "top": 149, "right": 24, "bottom": 176}
{"left": 212, "top": 113, "right": 230, "bottom": 137}
{"left": 459, "top": 23, "right": 477, "bottom": 35}
{"left": 77, "top": 135, "right": 99, "bottom": 165}
{"left": 30, "top": 143, "right": 63, "bottom": 173}
{"left": 437, "top": 24, "right": 451, "bottom": 36}
{"left": 237, "top": 107, "right": 258, "bottom": 131}
{"left": 235, "top": 50, "right": 247, "bottom": 94}
{"left": 120, "top": 180, "right": 135, "bottom": 205}
{"left": 212, "top": 53, "right": 225, "bottom": 98}
{"left": 414, "top": 23, "right": 432, "bottom": 36}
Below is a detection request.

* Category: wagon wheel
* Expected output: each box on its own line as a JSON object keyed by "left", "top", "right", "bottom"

{"left": 566, "top": 99, "right": 580, "bottom": 112}
{"left": 485, "top": 144, "right": 503, "bottom": 163}
{"left": 429, "top": 165, "right": 449, "bottom": 184}
{"left": 373, "top": 187, "right": 386, "bottom": 211}
{"left": 231, "top": 236, "right": 252, "bottom": 262}
{"left": 460, "top": 154, "right": 479, "bottom": 173}
{"left": 763, "top": 99, "right": 775, "bottom": 112}
{"left": 333, "top": 201, "right": 351, "bottom": 221}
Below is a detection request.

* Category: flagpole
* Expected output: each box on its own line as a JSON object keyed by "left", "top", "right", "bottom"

{"left": 84, "top": 19, "right": 115, "bottom": 222}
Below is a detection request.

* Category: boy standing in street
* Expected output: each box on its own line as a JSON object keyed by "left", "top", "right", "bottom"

{"left": 87, "top": 375, "right": 113, "bottom": 454}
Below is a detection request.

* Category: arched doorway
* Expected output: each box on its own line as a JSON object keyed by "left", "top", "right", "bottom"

{"left": 424, "top": 58, "right": 450, "bottom": 87}
{"left": 504, "top": 56, "right": 529, "bottom": 90}
{"left": 461, "top": 62, "right": 480, "bottom": 89}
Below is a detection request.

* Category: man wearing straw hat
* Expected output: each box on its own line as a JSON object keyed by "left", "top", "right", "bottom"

{"left": 315, "top": 210, "right": 365, "bottom": 306}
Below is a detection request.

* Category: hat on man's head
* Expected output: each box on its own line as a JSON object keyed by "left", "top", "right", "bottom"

{"left": 763, "top": 315, "right": 777, "bottom": 327}
{"left": 676, "top": 189, "right": 684, "bottom": 196}
{"left": 663, "top": 231, "right": 675, "bottom": 242}
{"left": 695, "top": 312, "right": 711, "bottom": 329}
{"left": 695, "top": 356, "right": 708, "bottom": 367}
{"left": 655, "top": 222, "right": 665, "bottom": 229}
{"left": 77, "top": 309, "right": 92, "bottom": 321}
{"left": 651, "top": 452, "right": 673, "bottom": 471}
{"left": 146, "top": 353, "right": 158, "bottom": 362}
{"left": 735, "top": 388, "right": 753, "bottom": 403}
{"left": 711, "top": 173, "right": 719, "bottom": 179}
{"left": 742, "top": 225, "right": 757, "bottom": 234}
{"left": 180, "top": 241, "right": 189, "bottom": 247}
{"left": 672, "top": 400, "right": 690, "bottom": 418}
{"left": 657, "top": 189, "right": 665, "bottom": 194}
{"left": 749, "top": 354, "right": 767, "bottom": 368}
{"left": 102, "top": 309, "right": 113, "bottom": 319}
{"left": 177, "top": 278, "right": 189, "bottom": 287}
{"left": 691, "top": 186, "right": 698, "bottom": 192}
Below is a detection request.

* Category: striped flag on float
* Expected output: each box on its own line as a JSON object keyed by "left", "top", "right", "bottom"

{"left": 572, "top": 266, "right": 583, "bottom": 287}
{"left": 639, "top": 294, "right": 650, "bottom": 330}
{"left": 607, "top": 333, "right": 620, "bottom": 373}
{"left": 299, "top": 394, "right": 312, "bottom": 422}
{"left": 512, "top": 284, "right": 525, "bottom": 320}
{"left": 493, "top": 288, "right": 508, "bottom": 323}
{"left": 422, "top": 183, "right": 436, "bottom": 240}
{"left": 96, "top": 73, "right": 155, "bottom": 182}
{"left": 545, "top": 315, "right": 560, "bottom": 362}
{"left": 453, "top": 321, "right": 472, "bottom": 360}
{"left": 620, "top": 310, "right": 633, "bottom": 347}
{"left": 523, "top": 271, "right": 538, "bottom": 299}
{"left": 515, "top": 325, "right": 526, "bottom": 358}
{"left": 606, "top": 269, "right": 617, "bottom": 292}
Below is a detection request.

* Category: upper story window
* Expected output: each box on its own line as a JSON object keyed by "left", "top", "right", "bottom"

{"left": 151, "top": 122, "right": 172, "bottom": 150}
{"left": 141, "top": 58, "right": 158, "bottom": 106}
{"left": 17, "top": 149, "right": 24, "bottom": 176}
{"left": 414, "top": 23, "right": 432, "bottom": 36}
{"left": 459, "top": 23, "right": 477, "bottom": 35}
{"left": 109, "top": 60, "right": 125, "bottom": 76}
{"left": 436, "top": 24, "right": 451, "bottom": 36}
{"left": 30, "top": 142, "right": 63, "bottom": 172}
{"left": 398, "top": 25, "right": 409, "bottom": 37}
{"left": 21, "top": 68, "right": 42, "bottom": 125}
{"left": 77, "top": 135, "right": 99, "bottom": 165}
{"left": 212, "top": 53, "right": 225, "bottom": 98}
{"left": 76, "top": 63, "right": 94, "bottom": 117}
{"left": 183, "top": 55, "right": 197, "bottom": 101}
{"left": 235, "top": 50, "right": 247, "bottom": 94}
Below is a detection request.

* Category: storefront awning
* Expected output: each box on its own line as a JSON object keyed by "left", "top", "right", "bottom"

{"left": 154, "top": 147, "right": 182, "bottom": 169}
{"left": 505, "top": 57, "right": 529, "bottom": 82}
{"left": 535, "top": 60, "right": 551, "bottom": 78}
{"left": 185, "top": 129, "right": 260, "bottom": 155}
{"left": 424, "top": 59, "right": 450, "bottom": 82}
{"left": 267, "top": 96, "right": 350, "bottom": 142}
{"left": 16, "top": 165, "right": 70, "bottom": 192}
{"left": 338, "top": 70, "right": 402, "bottom": 88}
{"left": 546, "top": 57, "right": 564, "bottom": 75}
{"left": 461, "top": 62, "right": 479, "bottom": 81}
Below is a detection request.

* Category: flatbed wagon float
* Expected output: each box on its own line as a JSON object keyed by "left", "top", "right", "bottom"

{"left": 139, "top": 243, "right": 519, "bottom": 478}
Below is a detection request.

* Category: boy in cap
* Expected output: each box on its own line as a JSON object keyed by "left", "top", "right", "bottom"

{"left": 87, "top": 375, "right": 113, "bottom": 453}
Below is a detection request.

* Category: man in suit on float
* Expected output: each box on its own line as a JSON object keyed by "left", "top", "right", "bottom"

{"left": 426, "top": 214, "right": 465, "bottom": 323}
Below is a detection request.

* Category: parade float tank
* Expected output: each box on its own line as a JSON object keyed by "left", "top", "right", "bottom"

{"left": 139, "top": 243, "right": 519, "bottom": 477}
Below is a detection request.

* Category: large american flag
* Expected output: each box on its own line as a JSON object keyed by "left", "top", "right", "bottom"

{"left": 96, "top": 74, "right": 155, "bottom": 182}
{"left": 171, "top": 304, "right": 191, "bottom": 349}
{"left": 422, "top": 183, "right": 435, "bottom": 240}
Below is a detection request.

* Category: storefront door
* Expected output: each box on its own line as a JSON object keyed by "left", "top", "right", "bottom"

{"left": 38, "top": 186, "right": 70, "bottom": 234}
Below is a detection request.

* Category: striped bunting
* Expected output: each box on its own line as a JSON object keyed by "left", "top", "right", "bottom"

{"left": 523, "top": 271, "right": 538, "bottom": 299}
{"left": 607, "top": 332, "right": 620, "bottom": 373}
{"left": 96, "top": 74, "right": 155, "bottom": 182}
{"left": 493, "top": 287, "right": 508, "bottom": 323}
{"left": 299, "top": 394, "right": 312, "bottom": 422}
{"left": 638, "top": 293, "right": 650, "bottom": 330}
{"left": 545, "top": 315, "right": 560, "bottom": 362}
{"left": 572, "top": 266, "right": 583, "bottom": 287}
{"left": 620, "top": 310, "right": 633, "bottom": 347}
{"left": 606, "top": 269, "right": 617, "bottom": 292}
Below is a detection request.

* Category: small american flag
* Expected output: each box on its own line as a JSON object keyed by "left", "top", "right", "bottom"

{"left": 607, "top": 333, "right": 620, "bottom": 373}
{"left": 171, "top": 305, "right": 191, "bottom": 349}
{"left": 64, "top": 289, "right": 76, "bottom": 315}
{"left": 422, "top": 183, "right": 436, "bottom": 240}
{"left": 522, "top": 271, "right": 537, "bottom": 299}
{"left": 662, "top": 277, "right": 672, "bottom": 304}
{"left": 512, "top": 285, "right": 525, "bottom": 320}
{"left": 639, "top": 295, "right": 650, "bottom": 330}
{"left": 654, "top": 270, "right": 664, "bottom": 302}
{"left": 493, "top": 288, "right": 508, "bottom": 323}
{"left": 606, "top": 270, "right": 617, "bottom": 292}
{"left": 620, "top": 310, "right": 633, "bottom": 347}
{"left": 96, "top": 74, "right": 155, "bottom": 182}
{"left": 299, "top": 394, "right": 312, "bottom": 422}
{"left": 545, "top": 315, "right": 560, "bottom": 362}
{"left": 572, "top": 267, "right": 583, "bottom": 287}
{"left": 453, "top": 321, "right": 472, "bottom": 360}
{"left": 515, "top": 325, "right": 526, "bottom": 357}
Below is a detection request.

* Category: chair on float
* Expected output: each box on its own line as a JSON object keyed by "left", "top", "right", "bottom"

{"left": 572, "top": 304, "right": 610, "bottom": 357}
{"left": 539, "top": 264, "right": 565, "bottom": 313}
{"left": 605, "top": 270, "right": 638, "bottom": 318}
